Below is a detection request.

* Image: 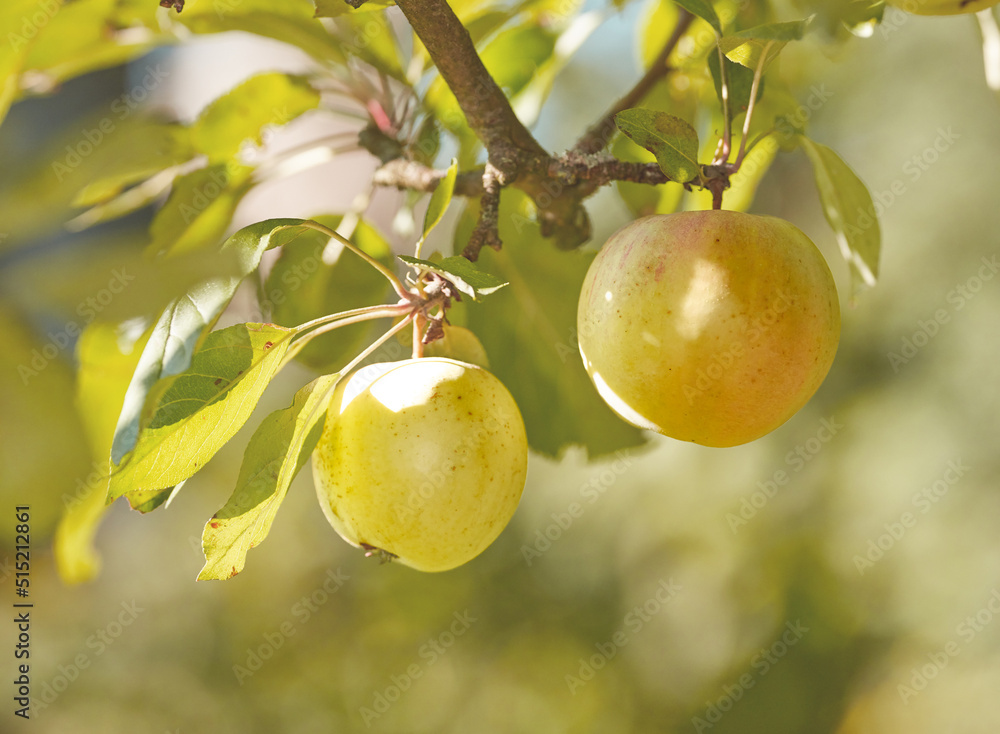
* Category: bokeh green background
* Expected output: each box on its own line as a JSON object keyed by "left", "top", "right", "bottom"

{"left": 3, "top": 3, "right": 1000, "bottom": 733}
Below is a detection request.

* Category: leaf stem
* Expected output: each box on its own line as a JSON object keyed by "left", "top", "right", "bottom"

{"left": 714, "top": 44, "right": 732, "bottom": 165}
{"left": 733, "top": 41, "right": 773, "bottom": 169}
{"left": 300, "top": 220, "right": 410, "bottom": 299}
{"left": 279, "top": 303, "right": 412, "bottom": 371}
{"left": 337, "top": 310, "right": 417, "bottom": 377}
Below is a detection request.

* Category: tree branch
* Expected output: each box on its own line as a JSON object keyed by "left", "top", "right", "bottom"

{"left": 394, "top": 0, "right": 547, "bottom": 160}
{"left": 373, "top": 159, "right": 485, "bottom": 196}
{"left": 573, "top": 10, "right": 694, "bottom": 156}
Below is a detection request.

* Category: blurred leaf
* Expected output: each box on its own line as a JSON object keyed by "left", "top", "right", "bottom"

{"left": 0, "top": 302, "right": 92, "bottom": 545}
{"left": 719, "top": 20, "right": 809, "bottom": 71}
{"left": 0, "top": 0, "right": 56, "bottom": 126}
{"left": 199, "top": 373, "right": 338, "bottom": 580}
{"left": 615, "top": 108, "right": 701, "bottom": 183}
{"left": 641, "top": 0, "right": 679, "bottom": 69}
{"left": 460, "top": 192, "right": 648, "bottom": 458}
{"left": 146, "top": 163, "right": 254, "bottom": 258}
{"left": 21, "top": 0, "right": 157, "bottom": 87}
{"left": 799, "top": 137, "right": 880, "bottom": 293}
{"left": 335, "top": 11, "right": 406, "bottom": 81}
{"left": 179, "top": 1, "right": 348, "bottom": 66}
{"left": 191, "top": 73, "right": 320, "bottom": 162}
{"left": 422, "top": 159, "right": 457, "bottom": 242}
{"left": 313, "top": 0, "right": 394, "bottom": 16}
{"left": 112, "top": 218, "right": 309, "bottom": 463}
{"left": 109, "top": 322, "right": 294, "bottom": 509}
{"left": 69, "top": 123, "right": 193, "bottom": 208}
{"left": 264, "top": 216, "right": 393, "bottom": 371}
{"left": 399, "top": 255, "right": 509, "bottom": 301}
{"left": 55, "top": 320, "right": 150, "bottom": 583}
{"left": 672, "top": 0, "right": 721, "bottom": 35}
{"left": 480, "top": 25, "right": 557, "bottom": 96}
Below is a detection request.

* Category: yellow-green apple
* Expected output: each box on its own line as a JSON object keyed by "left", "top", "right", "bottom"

{"left": 312, "top": 358, "right": 527, "bottom": 571}
{"left": 577, "top": 211, "right": 840, "bottom": 447}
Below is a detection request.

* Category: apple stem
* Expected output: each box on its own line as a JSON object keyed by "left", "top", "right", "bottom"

{"left": 300, "top": 220, "right": 411, "bottom": 300}
{"left": 412, "top": 312, "right": 427, "bottom": 359}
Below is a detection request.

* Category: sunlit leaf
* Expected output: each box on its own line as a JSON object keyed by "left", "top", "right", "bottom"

{"left": 112, "top": 218, "right": 310, "bottom": 464}
{"left": 799, "top": 137, "right": 880, "bottom": 294}
{"left": 109, "top": 322, "right": 294, "bottom": 509}
{"left": 399, "top": 255, "right": 508, "bottom": 301}
{"left": 719, "top": 20, "right": 809, "bottom": 71}
{"left": 422, "top": 159, "right": 458, "bottom": 241}
{"left": 191, "top": 73, "right": 321, "bottom": 162}
{"left": 199, "top": 373, "right": 338, "bottom": 580}
{"left": 615, "top": 108, "right": 701, "bottom": 183}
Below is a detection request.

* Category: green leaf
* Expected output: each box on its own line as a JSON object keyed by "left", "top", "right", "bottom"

{"left": 109, "top": 322, "right": 294, "bottom": 510}
{"left": 314, "top": 0, "right": 394, "bottom": 16}
{"left": 146, "top": 163, "right": 254, "bottom": 258}
{"left": 334, "top": 10, "right": 406, "bottom": 80}
{"left": 459, "top": 193, "right": 648, "bottom": 458}
{"left": 399, "top": 255, "right": 508, "bottom": 301}
{"left": 422, "top": 159, "right": 458, "bottom": 242}
{"left": 0, "top": 0, "right": 58, "bottom": 126}
{"left": 180, "top": 2, "right": 349, "bottom": 66}
{"left": 615, "top": 109, "right": 701, "bottom": 183}
{"left": 707, "top": 48, "right": 759, "bottom": 131}
{"left": 112, "top": 219, "right": 311, "bottom": 464}
{"left": 199, "top": 373, "right": 338, "bottom": 580}
{"left": 798, "top": 137, "right": 880, "bottom": 294}
{"left": 719, "top": 20, "right": 809, "bottom": 71}
{"left": 672, "top": 0, "right": 721, "bottom": 36}
{"left": 191, "top": 73, "right": 321, "bottom": 162}
{"left": 264, "top": 216, "right": 394, "bottom": 371}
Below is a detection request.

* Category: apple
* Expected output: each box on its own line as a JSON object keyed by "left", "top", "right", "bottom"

{"left": 886, "top": 0, "right": 998, "bottom": 14}
{"left": 577, "top": 211, "right": 840, "bottom": 448}
{"left": 312, "top": 358, "right": 527, "bottom": 572}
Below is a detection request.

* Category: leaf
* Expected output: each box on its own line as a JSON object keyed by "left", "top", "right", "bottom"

{"left": 112, "top": 219, "right": 311, "bottom": 464}
{"left": 422, "top": 159, "right": 458, "bottom": 242}
{"left": 109, "top": 322, "right": 294, "bottom": 510}
{"left": 707, "top": 48, "right": 759, "bottom": 130}
{"left": 56, "top": 320, "right": 150, "bottom": 583}
{"left": 399, "top": 255, "right": 509, "bottom": 301}
{"left": 313, "top": 0, "right": 395, "bottom": 16}
{"left": 264, "top": 216, "right": 394, "bottom": 371}
{"left": 191, "top": 73, "right": 321, "bottom": 162}
{"left": 672, "top": 0, "right": 721, "bottom": 36}
{"left": 615, "top": 109, "right": 701, "bottom": 183}
{"left": 459, "top": 192, "right": 648, "bottom": 458}
{"left": 146, "top": 163, "right": 254, "bottom": 258}
{"left": 798, "top": 137, "right": 880, "bottom": 294}
{"left": 179, "top": 2, "right": 348, "bottom": 66}
{"left": 0, "top": 0, "right": 61, "bottom": 127}
{"left": 719, "top": 20, "right": 809, "bottom": 71}
{"left": 199, "top": 373, "right": 339, "bottom": 580}
{"left": 334, "top": 10, "right": 406, "bottom": 81}
{"left": 611, "top": 134, "right": 683, "bottom": 218}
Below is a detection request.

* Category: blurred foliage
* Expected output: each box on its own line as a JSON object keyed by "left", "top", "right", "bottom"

{"left": 1, "top": 0, "right": 1000, "bottom": 733}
